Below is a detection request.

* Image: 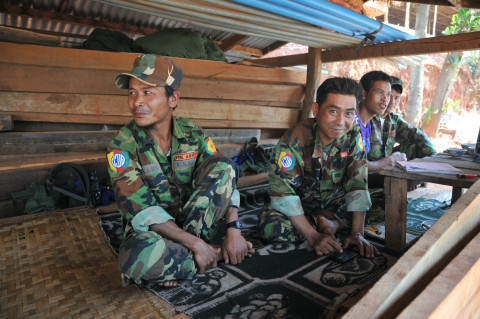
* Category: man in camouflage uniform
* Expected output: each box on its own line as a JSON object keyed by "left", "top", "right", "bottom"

{"left": 259, "top": 77, "right": 378, "bottom": 258}
{"left": 369, "top": 76, "right": 437, "bottom": 163}
{"left": 107, "top": 54, "right": 254, "bottom": 287}
{"left": 354, "top": 71, "right": 407, "bottom": 173}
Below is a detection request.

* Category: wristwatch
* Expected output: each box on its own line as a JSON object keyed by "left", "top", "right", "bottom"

{"left": 226, "top": 220, "right": 243, "bottom": 229}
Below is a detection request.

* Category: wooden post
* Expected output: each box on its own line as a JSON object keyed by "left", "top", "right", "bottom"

{"left": 384, "top": 176, "right": 408, "bottom": 252}
{"left": 300, "top": 47, "right": 322, "bottom": 120}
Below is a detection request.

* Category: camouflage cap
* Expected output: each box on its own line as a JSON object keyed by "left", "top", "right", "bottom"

{"left": 115, "top": 54, "right": 183, "bottom": 90}
{"left": 390, "top": 76, "right": 403, "bottom": 94}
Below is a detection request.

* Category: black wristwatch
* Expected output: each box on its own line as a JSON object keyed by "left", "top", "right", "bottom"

{"left": 226, "top": 220, "right": 243, "bottom": 229}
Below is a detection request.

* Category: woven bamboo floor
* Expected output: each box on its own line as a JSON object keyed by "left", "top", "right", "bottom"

{"left": 0, "top": 207, "right": 182, "bottom": 319}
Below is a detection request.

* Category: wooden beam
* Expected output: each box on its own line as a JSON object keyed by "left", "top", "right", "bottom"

{"left": 397, "top": 232, "right": 480, "bottom": 318}
{"left": 218, "top": 34, "right": 249, "bottom": 52}
{"left": 301, "top": 47, "right": 321, "bottom": 120}
{"left": 1, "top": 42, "right": 303, "bottom": 85}
{"left": 0, "top": 25, "right": 61, "bottom": 46}
{"left": 344, "top": 179, "right": 480, "bottom": 319}
{"left": 245, "top": 32, "right": 480, "bottom": 67}
{"left": 262, "top": 41, "right": 288, "bottom": 56}
{"left": 0, "top": 115, "right": 13, "bottom": 131}
{"left": 0, "top": 3, "right": 261, "bottom": 57}
{"left": 393, "top": 0, "right": 453, "bottom": 6}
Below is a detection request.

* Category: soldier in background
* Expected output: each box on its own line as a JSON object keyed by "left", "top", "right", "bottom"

{"left": 259, "top": 77, "right": 379, "bottom": 258}
{"left": 107, "top": 54, "right": 254, "bottom": 287}
{"left": 369, "top": 76, "right": 437, "bottom": 164}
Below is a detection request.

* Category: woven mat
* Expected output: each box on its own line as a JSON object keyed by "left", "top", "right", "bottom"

{"left": 0, "top": 207, "right": 178, "bottom": 319}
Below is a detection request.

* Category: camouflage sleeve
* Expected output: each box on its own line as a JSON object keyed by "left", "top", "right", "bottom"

{"left": 367, "top": 116, "right": 384, "bottom": 162}
{"left": 268, "top": 133, "right": 305, "bottom": 217}
{"left": 394, "top": 115, "right": 437, "bottom": 159}
{"left": 344, "top": 127, "right": 371, "bottom": 212}
{"left": 107, "top": 129, "right": 174, "bottom": 232}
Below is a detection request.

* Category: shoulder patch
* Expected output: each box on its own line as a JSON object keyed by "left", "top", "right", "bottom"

{"left": 278, "top": 152, "right": 296, "bottom": 171}
{"left": 205, "top": 137, "right": 217, "bottom": 155}
{"left": 108, "top": 150, "right": 130, "bottom": 173}
{"left": 356, "top": 135, "right": 364, "bottom": 152}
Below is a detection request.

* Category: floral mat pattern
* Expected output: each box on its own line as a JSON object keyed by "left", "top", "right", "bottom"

{"left": 99, "top": 184, "right": 397, "bottom": 319}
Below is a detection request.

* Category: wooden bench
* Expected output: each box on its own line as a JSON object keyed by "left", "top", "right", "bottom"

{"left": 0, "top": 41, "right": 306, "bottom": 217}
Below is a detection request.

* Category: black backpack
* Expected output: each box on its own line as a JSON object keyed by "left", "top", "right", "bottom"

{"left": 46, "top": 163, "right": 102, "bottom": 208}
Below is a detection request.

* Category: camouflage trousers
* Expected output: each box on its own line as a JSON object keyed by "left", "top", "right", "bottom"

{"left": 258, "top": 192, "right": 352, "bottom": 243}
{"left": 118, "top": 155, "right": 239, "bottom": 284}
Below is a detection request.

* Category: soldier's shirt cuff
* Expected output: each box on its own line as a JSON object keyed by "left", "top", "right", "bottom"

{"left": 270, "top": 195, "right": 304, "bottom": 217}
{"left": 229, "top": 189, "right": 240, "bottom": 208}
{"left": 345, "top": 190, "right": 372, "bottom": 212}
{"left": 131, "top": 206, "right": 175, "bottom": 232}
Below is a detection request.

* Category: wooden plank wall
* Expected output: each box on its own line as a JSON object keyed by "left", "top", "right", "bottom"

{"left": 0, "top": 41, "right": 307, "bottom": 215}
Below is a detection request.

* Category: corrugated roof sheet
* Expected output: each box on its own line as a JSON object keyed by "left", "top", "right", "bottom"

{"left": 0, "top": 0, "right": 423, "bottom": 66}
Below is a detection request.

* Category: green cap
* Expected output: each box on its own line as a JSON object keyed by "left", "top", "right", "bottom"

{"left": 390, "top": 76, "right": 403, "bottom": 94}
{"left": 115, "top": 54, "right": 183, "bottom": 90}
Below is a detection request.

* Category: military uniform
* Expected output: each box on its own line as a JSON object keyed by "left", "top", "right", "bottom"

{"left": 354, "top": 114, "right": 371, "bottom": 154}
{"left": 107, "top": 116, "right": 240, "bottom": 284}
{"left": 259, "top": 118, "right": 371, "bottom": 242}
{"left": 368, "top": 112, "right": 436, "bottom": 161}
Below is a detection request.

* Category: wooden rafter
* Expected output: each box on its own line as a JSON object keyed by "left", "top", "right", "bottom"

{"left": 393, "top": 0, "right": 480, "bottom": 8}
{"left": 218, "top": 34, "right": 249, "bottom": 52}
{"left": 243, "top": 32, "right": 480, "bottom": 67}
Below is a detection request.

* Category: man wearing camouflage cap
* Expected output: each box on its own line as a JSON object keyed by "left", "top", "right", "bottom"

{"left": 259, "top": 77, "right": 378, "bottom": 258}
{"left": 369, "top": 75, "right": 437, "bottom": 164}
{"left": 107, "top": 54, "right": 254, "bottom": 287}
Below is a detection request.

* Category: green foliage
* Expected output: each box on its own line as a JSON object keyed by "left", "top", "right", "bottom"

{"left": 443, "top": 9, "right": 480, "bottom": 35}
{"left": 445, "top": 98, "right": 461, "bottom": 113}
{"left": 423, "top": 106, "right": 438, "bottom": 125}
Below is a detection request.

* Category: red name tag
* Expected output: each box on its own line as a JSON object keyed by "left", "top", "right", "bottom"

{"left": 341, "top": 151, "right": 348, "bottom": 158}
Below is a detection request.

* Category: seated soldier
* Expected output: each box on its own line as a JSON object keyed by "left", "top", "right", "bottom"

{"left": 369, "top": 76, "right": 437, "bottom": 164}
{"left": 259, "top": 77, "right": 378, "bottom": 258}
{"left": 354, "top": 71, "right": 407, "bottom": 174}
{"left": 107, "top": 54, "right": 254, "bottom": 288}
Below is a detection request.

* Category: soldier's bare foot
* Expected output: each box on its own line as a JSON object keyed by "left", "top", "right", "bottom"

{"left": 316, "top": 215, "right": 342, "bottom": 237}
{"left": 158, "top": 280, "right": 178, "bottom": 287}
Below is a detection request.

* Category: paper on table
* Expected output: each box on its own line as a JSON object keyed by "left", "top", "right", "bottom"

{"left": 395, "top": 161, "right": 464, "bottom": 175}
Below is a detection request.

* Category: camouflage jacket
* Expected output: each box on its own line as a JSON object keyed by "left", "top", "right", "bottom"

{"left": 269, "top": 118, "right": 371, "bottom": 217}
{"left": 368, "top": 112, "right": 437, "bottom": 161}
{"left": 107, "top": 116, "right": 240, "bottom": 235}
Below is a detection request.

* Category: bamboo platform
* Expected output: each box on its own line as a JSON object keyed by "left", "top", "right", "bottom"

{"left": 0, "top": 207, "right": 184, "bottom": 319}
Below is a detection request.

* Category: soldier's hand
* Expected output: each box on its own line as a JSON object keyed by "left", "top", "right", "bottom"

{"left": 388, "top": 152, "right": 407, "bottom": 166}
{"left": 191, "top": 239, "right": 219, "bottom": 273}
{"left": 311, "top": 232, "right": 343, "bottom": 256}
{"left": 343, "top": 232, "right": 379, "bottom": 258}
{"left": 222, "top": 229, "right": 255, "bottom": 265}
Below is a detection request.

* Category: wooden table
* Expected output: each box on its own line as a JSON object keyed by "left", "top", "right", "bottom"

{"left": 380, "top": 155, "right": 480, "bottom": 252}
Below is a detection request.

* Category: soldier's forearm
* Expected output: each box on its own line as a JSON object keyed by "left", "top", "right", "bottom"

{"left": 149, "top": 220, "right": 204, "bottom": 252}
{"left": 350, "top": 211, "right": 366, "bottom": 236}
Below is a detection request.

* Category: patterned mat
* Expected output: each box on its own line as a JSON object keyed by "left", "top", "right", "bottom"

{"left": 99, "top": 184, "right": 396, "bottom": 319}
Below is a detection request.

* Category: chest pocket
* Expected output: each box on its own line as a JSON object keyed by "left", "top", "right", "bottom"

{"left": 330, "top": 156, "right": 347, "bottom": 184}
{"left": 173, "top": 151, "right": 198, "bottom": 184}
{"left": 142, "top": 163, "right": 169, "bottom": 191}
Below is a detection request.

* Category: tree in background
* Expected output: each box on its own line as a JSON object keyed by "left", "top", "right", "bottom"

{"left": 422, "top": 9, "right": 480, "bottom": 138}
{"left": 405, "top": 4, "right": 430, "bottom": 126}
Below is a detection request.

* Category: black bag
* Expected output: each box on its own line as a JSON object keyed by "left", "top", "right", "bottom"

{"left": 46, "top": 163, "right": 102, "bottom": 208}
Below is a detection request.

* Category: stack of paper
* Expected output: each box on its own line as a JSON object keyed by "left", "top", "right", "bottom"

{"left": 395, "top": 161, "right": 464, "bottom": 175}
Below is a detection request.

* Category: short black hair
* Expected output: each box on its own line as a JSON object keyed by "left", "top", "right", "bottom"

{"left": 316, "top": 77, "right": 363, "bottom": 108}
{"left": 165, "top": 85, "right": 175, "bottom": 99}
{"left": 360, "top": 71, "right": 392, "bottom": 94}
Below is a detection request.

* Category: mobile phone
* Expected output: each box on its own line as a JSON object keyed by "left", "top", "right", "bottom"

{"left": 329, "top": 249, "right": 359, "bottom": 263}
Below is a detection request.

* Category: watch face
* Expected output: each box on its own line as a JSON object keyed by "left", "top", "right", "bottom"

{"left": 227, "top": 220, "right": 243, "bottom": 229}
